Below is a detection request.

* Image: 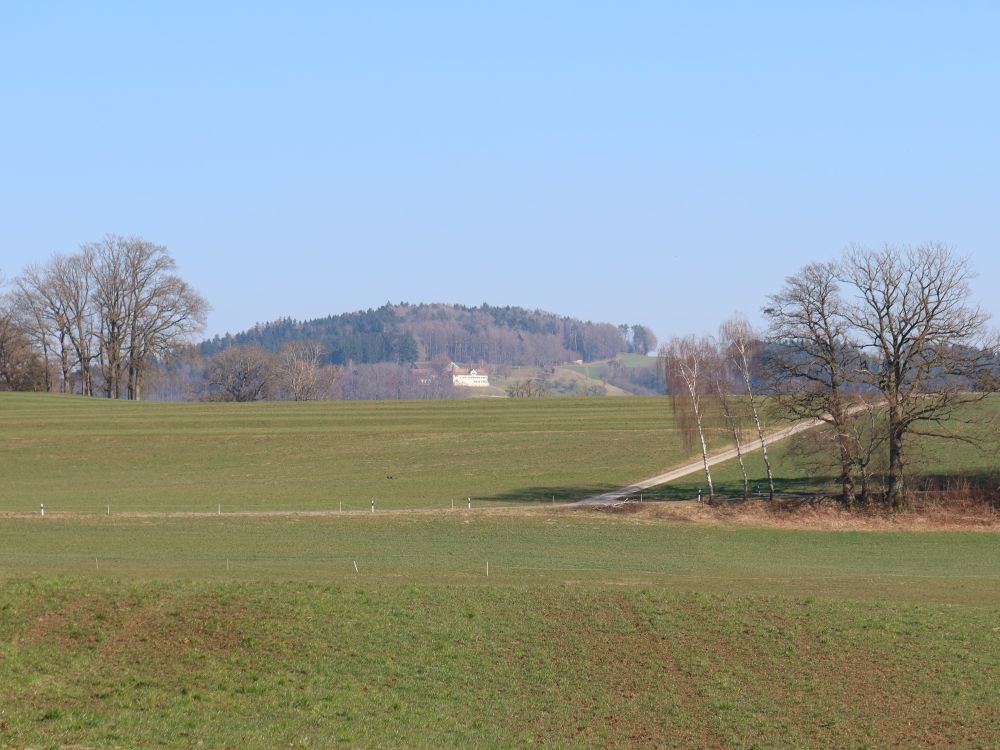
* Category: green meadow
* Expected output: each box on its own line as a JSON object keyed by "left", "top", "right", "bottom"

{"left": 0, "top": 393, "right": 688, "bottom": 513}
{"left": 0, "top": 512, "right": 998, "bottom": 748}
{"left": 4, "top": 392, "right": 996, "bottom": 512}
{"left": 0, "top": 393, "right": 998, "bottom": 748}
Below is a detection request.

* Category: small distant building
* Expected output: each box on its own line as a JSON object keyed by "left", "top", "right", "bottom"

{"left": 449, "top": 362, "right": 490, "bottom": 387}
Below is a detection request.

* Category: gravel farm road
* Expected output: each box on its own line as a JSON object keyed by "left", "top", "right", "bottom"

{"left": 573, "top": 415, "right": 831, "bottom": 505}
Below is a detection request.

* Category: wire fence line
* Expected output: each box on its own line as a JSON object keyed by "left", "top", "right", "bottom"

{"left": 0, "top": 499, "right": 601, "bottom": 517}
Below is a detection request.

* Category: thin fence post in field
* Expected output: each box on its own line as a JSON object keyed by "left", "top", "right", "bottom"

{"left": 339, "top": 501, "right": 342, "bottom": 513}
{"left": 353, "top": 560, "right": 359, "bottom": 573}
{"left": 371, "top": 497, "right": 375, "bottom": 513}
{"left": 218, "top": 503, "right": 221, "bottom": 515}
{"left": 95, "top": 558, "right": 99, "bottom": 571}
{"left": 486, "top": 560, "right": 489, "bottom": 577}
{"left": 107, "top": 504, "right": 110, "bottom": 516}
{"left": 467, "top": 497, "right": 471, "bottom": 511}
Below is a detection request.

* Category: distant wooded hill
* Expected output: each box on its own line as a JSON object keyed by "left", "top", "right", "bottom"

{"left": 200, "top": 303, "right": 657, "bottom": 367}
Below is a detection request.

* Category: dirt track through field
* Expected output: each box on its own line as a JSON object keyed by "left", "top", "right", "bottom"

{"left": 574, "top": 415, "right": 830, "bottom": 505}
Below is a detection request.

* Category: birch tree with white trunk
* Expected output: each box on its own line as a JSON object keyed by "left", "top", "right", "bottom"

{"left": 719, "top": 316, "right": 775, "bottom": 499}
{"left": 711, "top": 348, "right": 749, "bottom": 500}
{"left": 660, "top": 335, "right": 716, "bottom": 502}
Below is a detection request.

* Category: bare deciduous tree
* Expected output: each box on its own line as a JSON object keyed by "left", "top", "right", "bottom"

{"left": 205, "top": 345, "right": 274, "bottom": 402}
{"left": 275, "top": 341, "right": 339, "bottom": 401}
{"left": 719, "top": 316, "right": 775, "bottom": 499}
{"left": 88, "top": 237, "right": 130, "bottom": 397}
{"left": 0, "top": 290, "right": 46, "bottom": 391}
{"left": 12, "top": 253, "right": 101, "bottom": 396}
{"left": 49, "top": 252, "right": 97, "bottom": 396}
{"left": 128, "top": 278, "right": 207, "bottom": 401}
{"left": 841, "top": 243, "right": 992, "bottom": 509}
{"left": 764, "top": 262, "right": 860, "bottom": 506}
{"left": 13, "top": 266, "right": 64, "bottom": 392}
{"left": 765, "top": 245, "right": 994, "bottom": 509}
{"left": 660, "top": 335, "right": 716, "bottom": 502}
{"left": 711, "top": 349, "right": 749, "bottom": 501}
{"left": 505, "top": 377, "right": 551, "bottom": 397}
{"left": 86, "top": 235, "right": 207, "bottom": 399}
{"left": 844, "top": 395, "right": 886, "bottom": 503}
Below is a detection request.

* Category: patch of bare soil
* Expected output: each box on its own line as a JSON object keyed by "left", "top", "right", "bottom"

{"left": 594, "top": 495, "right": 1000, "bottom": 531}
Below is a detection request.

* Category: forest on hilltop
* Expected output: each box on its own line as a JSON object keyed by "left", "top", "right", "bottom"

{"left": 200, "top": 303, "right": 657, "bottom": 368}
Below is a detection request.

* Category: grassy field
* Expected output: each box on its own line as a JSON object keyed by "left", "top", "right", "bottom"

{"left": 0, "top": 510, "right": 997, "bottom": 748}
{"left": 7, "top": 391, "right": 992, "bottom": 512}
{"left": 496, "top": 354, "right": 657, "bottom": 396}
{"left": 0, "top": 393, "right": 689, "bottom": 513}
{"left": 561, "top": 354, "right": 656, "bottom": 380}
{"left": 1, "top": 394, "right": 998, "bottom": 748}
{"left": 499, "top": 365, "right": 633, "bottom": 397}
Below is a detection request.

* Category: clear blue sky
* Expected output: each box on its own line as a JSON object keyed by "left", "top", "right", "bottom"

{"left": 2, "top": 1, "right": 998, "bottom": 343}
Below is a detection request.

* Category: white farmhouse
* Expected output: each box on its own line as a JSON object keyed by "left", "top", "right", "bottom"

{"left": 450, "top": 364, "right": 490, "bottom": 387}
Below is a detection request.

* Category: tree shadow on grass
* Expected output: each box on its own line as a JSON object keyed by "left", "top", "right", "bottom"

{"left": 916, "top": 471, "right": 1000, "bottom": 491}
{"left": 644, "top": 476, "right": 835, "bottom": 501}
{"left": 480, "top": 471, "right": 1000, "bottom": 507}
{"left": 479, "top": 477, "right": 844, "bottom": 505}
{"left": 480, "top": 485, "right": 625, "bottom": 504}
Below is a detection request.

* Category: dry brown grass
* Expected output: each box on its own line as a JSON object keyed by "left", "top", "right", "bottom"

{"left": 602, "top": 493, "right": 1000, "bottom": 531}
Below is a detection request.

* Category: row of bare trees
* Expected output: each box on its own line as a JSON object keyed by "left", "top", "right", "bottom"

{"left": 660, "top": 317, "right": 775, "bottom": 504}
{"left": 200, "top": 342, "right": 463, "bottom": 402}
{"left": 662, "top": 243, "right": 996, "bottom": 510}
{"left": 203, "top": 343, "right": 340, "bottom": 401}
{"left": 505, "top": 377, "right": 552, "bottom": 398}
{"left": 1, "top": 235, "right": 208, "bottom": 399}
{"left": 766, "top": 244, "right": 994, "bottom": 509}
{"left": 0, "top": 272, "right": 47, "bottom": 390}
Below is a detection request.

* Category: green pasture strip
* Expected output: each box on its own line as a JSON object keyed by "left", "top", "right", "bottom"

{"left": 1, "top": 512, "right": 997, "bottom": 606}
{"left": 561, "top": 363, "right": 608, "bottom": 379}
{"left": 0, "top": 393, "right": 686, "bottom": 512}
{"left": 0, "top": 578, "right": 996, "bottom": 747}
{"left": 0, "top": 514, "right": 996, "bottom": 747}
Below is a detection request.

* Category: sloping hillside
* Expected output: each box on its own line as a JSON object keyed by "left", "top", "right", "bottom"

{"left": 201, "top": 302, "right": 655, "bottom": 368}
